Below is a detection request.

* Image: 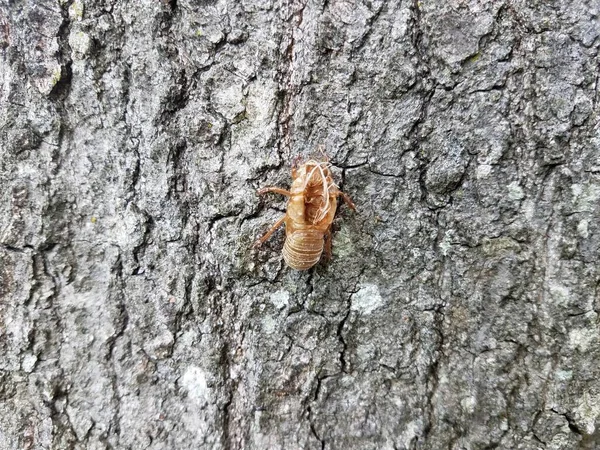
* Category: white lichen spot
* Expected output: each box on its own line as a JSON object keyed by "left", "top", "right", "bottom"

{"left": 261, "top": 316, "right": 277, "bottom": 334}
{"left": 523, "top": 199, "right": 535, "bottom": 221}
{"left": 549, "top": 284, "right": 570, "bottom": 306}
{"left": 578, "top": 219, "right": 589, "bottom": 239}
{"left": 68, "top": 0, "right": 84, "bottom": 20}
{"left": 572, "top": 183, "right": 600, "bottom": 212}
{"left": 207, "top": 29, "right": 225, "bottom": 44}
{"left": 212, "top": 84, "right": 245, "bottom": 121}
{"left": 439, "top": 230, "right": 454, "bottom": 256}
{"left": 507, "top": 181, "right": 525, "bottom": 200}
{"left": 69, "top": 31, "right": 91, "bottom": 57}
{"left": 181, "top": 366, "right": 210, "bottom": 406}
{"left": 356, "top": 342, "right": 376, "bottom": 362}
{"left": 332, "top": 225, "right": 354, "bottom": 259}
{"left": 22, "top": 353, "right": 37, "bottom": 373}
{"left": 269, "top": 290, "right": 289, "bottom": 310}
{"left": 568, "top": 328, "right": 597, "bottom": 352}
{"left": 555, "top": 370, "right": 573, "bottom": 381}
{"left": 461, "top": 396, "right": 476, "bottom": 413}
{"left": 351, "top": 283, "right": 384, "bottom": 314}
{"left": 476, "top": 164, "right": 492, "bottom": 179}
{"left": 177, "top": 328, "right": 199, "bottom": 347}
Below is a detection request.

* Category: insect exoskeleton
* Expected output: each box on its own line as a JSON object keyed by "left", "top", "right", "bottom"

{"left": 254, "top": 155, "right": 356, "bottom": 270}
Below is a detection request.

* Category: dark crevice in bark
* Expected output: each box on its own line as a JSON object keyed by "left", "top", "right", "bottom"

{"left": 106, "top": 252, "right": 129, "bottom": 442}
{"left": 335, "top": 307, "right": 351, "bottom": 374}
{"left": 422, "top": 279, "right": 447, "bottom": 442}
{"left": 50, "top": 0, "right": 73, "bottom": 102}
{"left": 407, "top": 0, "right": 437, "bottom": 206}
{"left": 172, "top": 266, "right": 197, "bottom": 333}
{"left": 532, "top": 432, "right": 547, "bottom": 446}
{"left": 48, "top": 382, "right": 77, "bottom": 448}
{"left": 411, "top": 88, "right": 437, "bottom": 204}
{"left": 307, "top": 405, "right": 326, "bottom": 450}
{"left": 160, "top": 69, "right": 191, "bottom": 126}
{"left": 166, "top": 139, "right": 189, "bottom": 199}
{"left": 49, "top": 0, "right": 73, "bottom": 183}
{"left": 131, "top": 210, "right": 154, "bottom": 275}
{"left": 336, "top": 275, "right": 363, "bottom": 374}
{"left": 0, "top": 243, "right": 30, "bottom": 253}
{"left": 219, "top": 340, "right": 233, "bottom": 450}
{"left": 276, "top": 0, "right": 307, "bottom": 157}
{"left": 551, "top": 409, "right": 584, "bottom": 436}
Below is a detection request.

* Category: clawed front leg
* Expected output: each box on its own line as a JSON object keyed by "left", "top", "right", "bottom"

{"left": 316, "top": 145, "right": 329, "bottom": 162}
{"left": 257, "top": 187, "right": 291, "bottom": 197}
{"left": 339, "top": 192, "right": 356, "bottom": 211}
{"left": 331, "top": 188, "right": 356, "bottom": 211}
{"left": 253, "top": 216, "right": 286, "bottom": 248}
{"left": 329, "top": 184, "right": 355, "bottom": 211}
{"left": 291, "top": 156, "right": 302, "bottom": 179}
{"left": 323, "top": 226, "right": 333, "bottom": 261}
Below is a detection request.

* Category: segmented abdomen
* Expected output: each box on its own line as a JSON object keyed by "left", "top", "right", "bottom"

{"left": 283, "top": 229, "right": 325, "bottom": 270}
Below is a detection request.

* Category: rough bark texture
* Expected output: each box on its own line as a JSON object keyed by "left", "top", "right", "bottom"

{"left": 1, "top": 0, "right": 600, "bottom": 449}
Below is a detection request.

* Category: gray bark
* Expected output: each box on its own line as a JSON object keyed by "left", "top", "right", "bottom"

{"left": 1, "top": 0, "right": 599, "bottom": 449}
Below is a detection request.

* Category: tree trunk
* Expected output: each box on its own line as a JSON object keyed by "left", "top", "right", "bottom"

{"left": 1, "top": 0, "right": 599, "bottom": 449}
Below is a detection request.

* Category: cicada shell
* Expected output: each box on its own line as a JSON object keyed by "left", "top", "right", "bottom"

{"left": 254, "top": 156, "right": 355, "bottom": 270}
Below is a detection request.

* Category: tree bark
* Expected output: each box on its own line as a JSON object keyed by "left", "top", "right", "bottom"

{"left": 1, "top": 0, "right": 599, "bottom": 449}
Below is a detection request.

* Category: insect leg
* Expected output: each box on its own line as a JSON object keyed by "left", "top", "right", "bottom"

{"left": 317, "top": 145, "right": 329, "bottom": 162}
{"left": 333, "top": 189, "right": 356, "bottom": 211}
{"left": 257, "top": 187, "right": 292, "bottom": 196}
{"left": 291, "top": 155, "right": 302, "bottom": 178}
{"left": 323, "top": 226, "right": 333, "bottom": 261}
{"left": 340, "top": 192, "right": 356, "bottom": 210}
{"left": 253, "top": 216, "right": 286, "bottom": 248}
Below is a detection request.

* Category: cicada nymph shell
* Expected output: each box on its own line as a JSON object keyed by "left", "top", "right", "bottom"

{"left": 254, "top": 156, "right": 355, "bottom": 270}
